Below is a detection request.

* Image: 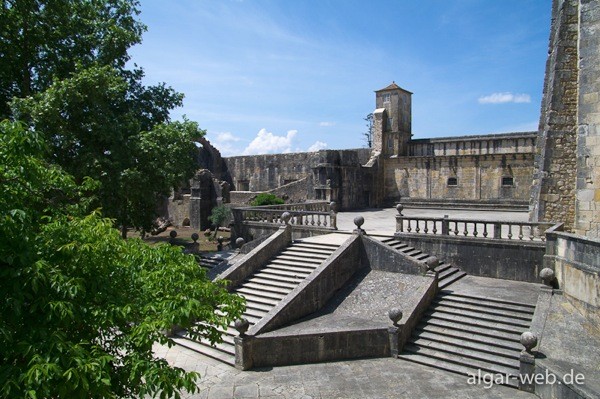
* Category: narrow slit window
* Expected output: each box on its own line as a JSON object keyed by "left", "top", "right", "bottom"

{"left": 447, "top": 177, "right": 458, "bottom": 186}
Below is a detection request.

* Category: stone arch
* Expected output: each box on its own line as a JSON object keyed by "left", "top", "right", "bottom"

{"left": 182, "top": 218, "right": 191, "bottom": 227}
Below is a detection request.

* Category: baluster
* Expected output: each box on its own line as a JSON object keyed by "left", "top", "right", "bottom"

{"left": 415, "top": 219, "right": 420, "bottom": 233}
{"left": 432, "top": 220, "right": 438, "bottom": 234}
{"left": 407, "top": 219, "right": 412, "bottom": 233}
{"left": 473, "top": 222, "right": 478, "bottom": 237}
{"left": 311, "top": 214, "right": 315, "bottom": 226}
{"left": 324, "top": 216, "right": 328, "bottom": 227}
{"left": 529, "top": 225, "right": 535, "bottom": 240}
{"left": 463, "top": 222, "right": 468, "bottom": 236}
{"left": 317, "top": 214, "right": 322, "bottom": 226}
{"left": 453, "top": 221, "right": 459, "bottom": 235}
{"left": 483, "top": 223, "right": 488, "bottom": 238}
{"left": 424, "top": 220, "right": 429, "bottom": 234}
{"left": 507, "top": 224, "right": 513, "bottom": 239}
{"left": 519, "top": 224, "right": 524, "bottom": 240}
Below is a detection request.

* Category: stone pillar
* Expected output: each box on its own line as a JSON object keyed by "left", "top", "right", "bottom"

{"left": 519, "top": 332, "right": 538, "bottom": 393}
{"left": 372, "top": 108, "right": 386, "bottom": 155}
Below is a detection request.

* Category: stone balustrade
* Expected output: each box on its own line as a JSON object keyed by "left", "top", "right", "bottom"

{"left": 395, "top": 214, "right": 556, "bottom": 241}
{"left": 233, "top": 202, "right": 337, "bottom": 230}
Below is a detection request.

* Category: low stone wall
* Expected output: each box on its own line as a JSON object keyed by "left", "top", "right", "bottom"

{"left": 229, "top": 191, "right": 261, "bottom": 206}
{"left": 235, "top": 221, "right": 337, "bottom": 244}
{"left": 237, "top": 328, "right": 389, "bottom": 369}
{"left": 361, "top": 235, "right": 425, "bottom": 275}
{"left": 545, "top": 230, "right": 600, "bottom": 326}
{"left": 394, "top": 233, "right": 545, "bottom": 282}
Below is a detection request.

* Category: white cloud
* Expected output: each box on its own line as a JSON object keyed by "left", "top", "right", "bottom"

{"left": 478, "top": 92, "right": 531, "bottom": 104}
{"left": 243, "top": 129, "right": 297, "bottom": 155}
{"left": 319, "top": 121, "right": 335, "bottom": 127}
{"left": 208, "top": 131, "right": 243, "bottom": 156}
{"left": 308, "top": 141, "right": 328, "bottom": 152}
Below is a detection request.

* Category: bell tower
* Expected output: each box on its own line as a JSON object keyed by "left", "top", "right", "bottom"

{"left": 372, "top": 82, "right": 412, "bottom": 156}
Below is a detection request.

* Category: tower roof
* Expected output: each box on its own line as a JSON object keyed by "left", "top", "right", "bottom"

{"left": 375, "top": 81, "right": 413, "bottom": 94}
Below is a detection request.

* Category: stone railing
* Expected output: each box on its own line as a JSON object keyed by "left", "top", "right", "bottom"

{"left": 232, "top": 202, "right": 337, "bottom": 230}
{"left": 395, "top": 206, "right": 556, "bottom": 241}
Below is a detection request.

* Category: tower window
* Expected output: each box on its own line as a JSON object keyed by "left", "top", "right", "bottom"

{"left": 383, "top": 93, "right": 391, "bottom": 103}
{"left": 502, "top": 177, "right": 514, "bottom": 186}
{"left": 447, "top": 177, "right": 458, "bottom": 186}
{"left": 387, "top": 117, "right": 393, "bottom": 131}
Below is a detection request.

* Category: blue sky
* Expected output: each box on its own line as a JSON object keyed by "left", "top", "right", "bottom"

{"left": 129, "top": 0, "right": 551, "bottom": 156}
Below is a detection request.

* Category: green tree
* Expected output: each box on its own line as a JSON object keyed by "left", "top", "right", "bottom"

{"left": 208, "top": 205, "right": 232, "bottom": 239}
{"left": 364, "top": 113, "right": 374, "bottom": 148}
{"left": 0, "top": 0, "right": 145, "bottom": 118}
{"left": 0, "top": 120, "right": 245, "bottom": 398}
{"left": 12, "top": 65, "right": 201, "bottom": 238}
{"left": 250, "top": 193, "right": 285, "bottom": 206}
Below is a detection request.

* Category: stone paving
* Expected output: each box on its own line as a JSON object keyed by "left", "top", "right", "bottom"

{"left": 156, "top": 343, "right": 536, "bottom": 399}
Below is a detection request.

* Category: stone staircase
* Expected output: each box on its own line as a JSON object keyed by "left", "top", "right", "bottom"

{"left": 398, "top": 291, "right": 536, "bottom": 387}
{"left": 174, "top": 239, "right": 341, "bottom": 366}
{"left": 378, "top": 237, "right": 466, "bottom": 288}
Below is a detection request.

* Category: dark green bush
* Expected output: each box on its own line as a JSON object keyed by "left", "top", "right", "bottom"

{"left": 251, "top": 193, "right": 285, "bottom": 206}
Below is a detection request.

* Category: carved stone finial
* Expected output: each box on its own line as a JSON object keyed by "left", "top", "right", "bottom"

{"left": 329, "top": 201, "right": 337, "bottom": 213}
{"left": 354, "top": 216, "right": 365, "bottom": 229}
{"left": 388, "top": 308, "right": 403, "bottom": 326}
{"left": 396, "top": 203, "right": 404, "bottom": 216}
{"left": 425, "top": 256, "right": 439, "bottom": 271}
{"left": 169, "top": 230, "right": 177, "bottom": 239}
{"left": 281, "top": 211, "right": 292, "bottom": 225}
{"left": 234, "top": 318, "right": 250, "bottom": 337}
{"left": 235, "top": 237, "right": 245, "bottom": 248}
{"left": 191, "top": 232, "right": 199, "bottom": 243}
{"left": 540, "top": 268, "right": 555, "bottom": 287}
{"left": 520, "top": 331, "right": 538, "bottom": 353}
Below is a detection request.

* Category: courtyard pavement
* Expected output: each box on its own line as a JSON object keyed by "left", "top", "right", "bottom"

{"left": 156, "top": 343, "right": 536, "bottom": 399}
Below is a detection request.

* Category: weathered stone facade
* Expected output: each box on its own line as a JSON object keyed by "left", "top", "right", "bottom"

{"left": 530, "top": 0, "right": 600, "bottom": 237}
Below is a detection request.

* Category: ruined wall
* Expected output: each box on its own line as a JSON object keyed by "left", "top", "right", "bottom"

{"left": 382, "top": 133, "right": 535, "bottom": 205}
{"left": 384, "top": 153, "right": 534, "bottom": 204}
{"left": 575, "top": 0, "right": 600, "bottom": 237}
{"left": 224, "top": 148, "right": 372, "bottom": 210}
{"left": 529, "top": 0, "right": 579, "bottom": 230}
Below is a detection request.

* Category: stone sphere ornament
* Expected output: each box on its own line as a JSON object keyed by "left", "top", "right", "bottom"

{"left": 169, "top": 230, "right": 177, "bottom": 239}
{"left": 354, "top": 216, "right": 365, "bottom": 229}
{"left": 329, "top": 201, "right": 338, "bottom": 213}
{"left": 281, "top": 211, "right": 292, "bottom": 224}
{"left": 388, "top": 308, "right": 403, "bottom": 326}
{"left": 191, "top": 232, "right": 199, "bottom": 243}
{"left": 520, "top": 331, "right": 538, "bottom": 353}
{"left": 425, "top": 256, "right": 440, "bottom": 271}
{"left": 540, "top": 268, "right": 555, "bottom": 286}
{"left": 396, "top": 203, "right": 404, "bottom": 216}
{"left": 236, "top": 237, "right": 245, "bottom": 248}
{"left": 234, "top": 318, "right": 250, "bottom": 336}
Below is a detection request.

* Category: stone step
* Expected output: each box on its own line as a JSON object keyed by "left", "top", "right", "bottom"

{"left": 401, "top": 344, "right": 518, "bottom": 379}
{"left": 269, "top": 258, "right": 321, "bottom": 269}
{"left": 435, "top": 263, "right": 452, "bottom": 273}
{"left": 423, "top": 317, "right": 521, "bottom": 345}
{"left": 274, "top": 254, "right": 323, "bottom": 264}
{"left": 430, "top": 304, "right": 532, "bottom": 329}
{"left": 438, "top": 271, "right": 467, "bottom": 289}
{"left": 438, "top": 267, "right": 460, "bottom": 281}
{"left": 241, "top": 281, "right": 294, "bottom": 296}
{"left": 440, "top": 292, "right": 536, "bottom": 311}
{"left": 246, "top": 276, "right": 297, "bottom": 290}
{"left": 172, "top": 336, "right": 235, "bottom": 366}
{"left": 242, "top": 306, "right": 270, "bottom": 320}
{"left": 244, "top": 299, "right": 275, "bottom": 313}
{"left": 285, "top": 245, "right": 336, "bottom": 256}
{"left": 268, "top": 261, "right": 318, "bottom": 273}
{"left": 236, "top": 287, "right": 287, "bottom": 301}
{"left": 425, "top": 311, "right": 527, "bottom": 335}
{"left": 416, "top": 325, "right": 522, "bottom": 352}
{"left": 397, "top": 349, "right": 518, "bottom": 388}
{"left": 239, "top": 312, "right": 261, "bottom": 325}
{"left": 432, "top": 299, "right": 534, "bottom": 321}
{"left": 437, "top": 294, "right": 535, "bottom": 315}
{"left": 292, "top": 242, "right": 339, "bottom": 252}
{"left": 399, "top": 246, "right": 416, "bottom": 253}
{"left": 413, "top": 253, "right": 430, "bottom": 260}
{"left": 405, "top": 249, "right": 423, "bottom": 257}
{"left": 410, "top": 337, "right": 520, "bottom": 369}
{"left": 280, "top": 249, "right": 331, "bottom": 259}
{"left": 252, "top": 271, "right": 305, "bottom": 285}
{"left": 258, "top": 267, "right": 312, "bottom": 280}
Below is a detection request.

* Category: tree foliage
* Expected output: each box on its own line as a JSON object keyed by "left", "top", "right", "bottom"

{"left": 207, "top": 205, "right": 232, "bottom": 238}
{"left": 250, "top": 193, "right": 285, "bottom": 207}
{"left": 0, "top": 0, "right": 145, "bottom": 118}
{"left": 0, "top": 121, "right": 245, "bottom": 398}
{"left": 11, "top": 64, "right": 201, "bottom": 237}
{"left": 363, "top": 113, "right": 374, "bottom": 148}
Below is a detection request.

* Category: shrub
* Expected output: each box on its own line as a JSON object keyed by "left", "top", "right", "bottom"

{"left": 251, "top": 193, "right": 285, "bottom": 206}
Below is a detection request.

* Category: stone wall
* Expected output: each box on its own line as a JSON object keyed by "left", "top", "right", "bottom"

{"left": 530, "top": 0, "right": 579, "bottom": 230}
{"left": 575, "top": 0, "right": 600, "bottom": 237}
{"left": 383, "top": 152, "right": 534, "bottom": 204}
